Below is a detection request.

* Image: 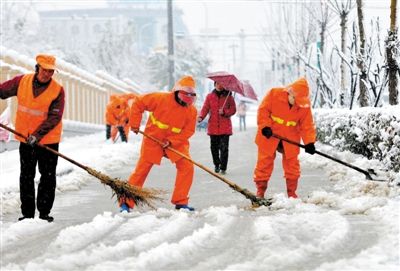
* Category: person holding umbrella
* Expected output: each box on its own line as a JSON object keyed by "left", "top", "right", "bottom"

{"left": 198, "top": 81, "right": 237, "bottom": 175}
{"left": 253, "top": 77, "right": 316, "bottom": 199}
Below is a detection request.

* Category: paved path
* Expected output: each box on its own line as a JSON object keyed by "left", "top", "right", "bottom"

{"left": 1, "top": 127, "right": 385, "bottom": 270}
{"left": 118, "top": 126, "right": 331, "bottom": 209}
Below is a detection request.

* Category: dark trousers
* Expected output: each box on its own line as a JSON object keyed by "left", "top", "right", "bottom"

{"left": 106, "top": 124, "right": 111, "bottom": 139}
{"left": 19, "top": 142, "right": 59, "bottom": 217}
{"left": 210, "top": 135, "right": 230, "bottom": 170}
{"left": 117, "top": 126, "right": 127, "bottom": 142}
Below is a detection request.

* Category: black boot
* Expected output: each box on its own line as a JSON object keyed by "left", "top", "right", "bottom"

{"left": 106, "top": 124, "right": 111, "bottom": 140}
{"left": 18, "top": 216, "right": 34, "bottom": 221}
{"left": 39, "top": 214, "right": 54, "bottom": 222}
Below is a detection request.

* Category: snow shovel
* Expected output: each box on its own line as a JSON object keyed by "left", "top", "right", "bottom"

{"left": 139, "top": 130, "right": 272, "bottom": 207}
{"left": 272, "top": 133, "right": 389, "bottom": 183}
{"left": 0, "top": 123, "right": 163, "bottom": 208}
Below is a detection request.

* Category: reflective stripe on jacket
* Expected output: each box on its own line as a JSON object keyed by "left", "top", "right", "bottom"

{"left": 149, "top": 112, "right": 182, "bottom": 133}
{"left": 15, "top": 74, "right": 62, "bottom": 144}
{"left": 130, "top": 92, "right": 197, "bottom": 164}
{"left": 271, "top": 115, "right": 297, "bottom": 127}
{"left": 255, "top": 87, "right": 316, "bottom": 158}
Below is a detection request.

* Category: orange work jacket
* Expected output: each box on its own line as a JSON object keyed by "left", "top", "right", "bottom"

{"left": 105, "top": 96, "right": 130, "bottom": 126}
{"left": 255, "top": 88, "right": 316, "bottom": 158}
{"left": 15, "top": 74, "right": 62, "bottom": 144}
{"left": 130, "top": 92, "right": 197, "bottom": 164}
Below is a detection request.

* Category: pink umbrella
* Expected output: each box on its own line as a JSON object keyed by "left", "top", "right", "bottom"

{"left": 242, "top": 81, "right": 258, "bottom": 101}
{"left": 206, "top": 71, "right": 245, "bottom": 95}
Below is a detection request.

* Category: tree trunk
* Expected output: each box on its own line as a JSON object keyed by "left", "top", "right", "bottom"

{"left": 356, "top": 0, "right": 369, "bottom": 107}
{"left": 340, "top": 13, "right": 348, "bottom": 106}
{"left": 387, "top": 0, "right": 398, "bottom": 105}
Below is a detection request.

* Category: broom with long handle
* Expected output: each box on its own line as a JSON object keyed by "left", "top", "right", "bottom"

{"left": 272, "top": 133, "right": 390, "bottom": 183}
{"left": 139, "top": 130, "right": 272, "bottom": 207}
{"left": 0, "top": 123, "right": 163, "bottom": 208}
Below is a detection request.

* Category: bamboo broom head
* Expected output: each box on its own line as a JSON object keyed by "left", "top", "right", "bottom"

{"left": 86, "top": 168, "right": 165, "bottom": 208}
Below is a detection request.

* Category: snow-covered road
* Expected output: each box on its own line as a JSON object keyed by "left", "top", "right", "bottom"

{"left": 1, "top": 124, "right": 399, "bottom": 270}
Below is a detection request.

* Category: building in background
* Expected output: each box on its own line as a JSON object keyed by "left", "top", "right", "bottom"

{"left": 38, "top": 1, "right": 189, "bottom": 56}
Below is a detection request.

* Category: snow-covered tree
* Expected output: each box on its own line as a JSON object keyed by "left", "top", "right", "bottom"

{"left": 147, "top": 41, "right": 210, "bottom": 90}
{"left": 329, "top": 0, "right": 355, "bottom": 106}
{"left": 356, "top": 0, "right": 369, "bottom": 107}
{"left": 386, "top": 0, "right": 399, "bottom": 105}
{"left": 0, "top": 1, "right": 43, "bottom": 56}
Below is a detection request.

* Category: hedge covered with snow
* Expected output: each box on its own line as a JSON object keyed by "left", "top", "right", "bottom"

{"left": 314, "top": 105, "right": 400, "bottom": 172}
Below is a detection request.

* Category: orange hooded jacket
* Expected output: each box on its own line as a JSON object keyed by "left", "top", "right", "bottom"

{"left": 105, "top": 95, "right": 130, "bottom": 126}
{"left": 255, "top": 81, "right": 316, "bottom": 159}
{"left": 130, "top": 91, "right": 197, "bottom": 164}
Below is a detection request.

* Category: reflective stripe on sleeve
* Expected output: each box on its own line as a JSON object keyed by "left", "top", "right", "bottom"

{"left": 271, "top": 114, "right": 297, "bottom": 127}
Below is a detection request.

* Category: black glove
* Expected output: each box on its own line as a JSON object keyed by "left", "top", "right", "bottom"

{"left": 305, "top": 143, "right": 316, "bottom": 155}
{"left": 261, "top": 127, "right": 273, "bottom": 139}
{"left": 26, "top": 135, "right": 38, "bottom": 146}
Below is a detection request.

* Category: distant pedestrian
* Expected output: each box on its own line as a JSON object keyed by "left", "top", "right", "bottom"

{"left": 198, "top": 82, "right": 236, "bottom": 175}
{"left": 119, "top": 75, "right": 198, "bottom": 212}
{"left": 0, "top": 54, "right": 65, "bottom": 222}
{"left": 237, "top": 100, "right": 247, "bottom": 131}
{"left": 253, "top": 77, "right": 316, "bottom": 199}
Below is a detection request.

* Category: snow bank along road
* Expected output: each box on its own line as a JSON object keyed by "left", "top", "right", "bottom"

{"left": 1, "top": 127, "right": 399, "bottom": 270}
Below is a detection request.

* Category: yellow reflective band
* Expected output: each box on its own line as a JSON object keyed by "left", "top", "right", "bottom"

{"left": 171, "top": 127, "right": 182, "bottom": 133}
{"left": 150, "top": 112, "right": 169, "bottom": 129}
{"left": 271, "top": 114, "right": 297, "bottom": 127}
{"left": 271, "top": 115, "right": 284, "bottom": 124}
{"left": 149, "top": 112, "right": 182, "bottom": 133}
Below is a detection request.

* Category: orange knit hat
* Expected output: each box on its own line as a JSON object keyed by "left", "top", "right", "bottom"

{"left": 173, "top": 75, "right": 196, "bottom": 94}
{"left": 288, "top": 77, "right": 311, "bottom": 108}
{"left": 174, "top": 75, "right": 196, "bottom": 105}
{"left": 36, "top": 54, "right": 56, "bottom": 70}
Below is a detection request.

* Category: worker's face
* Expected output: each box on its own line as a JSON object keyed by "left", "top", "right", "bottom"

{"left": 287, "top": 88, "right": 295, "bottom": 105}
{"left": 37, "top": 65, "right": 55, "bottom": 83}
{"left": 215, "top": 82, "right": 225, "bottom": 91}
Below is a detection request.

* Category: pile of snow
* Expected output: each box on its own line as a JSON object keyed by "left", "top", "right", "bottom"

{"left": 314, "top": 105, "right": 400, "bottom": 172}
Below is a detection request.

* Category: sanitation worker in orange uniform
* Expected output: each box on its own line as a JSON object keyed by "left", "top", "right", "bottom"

{"left": 105, "top": 94, "right": 131, "bottom": 142}
{"left": 254, "top": 77, "right": 316, "bottom": 199}
{"left": 0, "top": 54, "right": 64, "bottom": 222}
{"left": 120, "top": 75, "right": 198, "bottom": 212}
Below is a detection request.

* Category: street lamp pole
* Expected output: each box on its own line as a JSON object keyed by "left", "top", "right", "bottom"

{"left": 201, "top": 1, "right": 209, "bottom": 57}
{"left": 167, "top": 0, "right": 175, "bottom": 89}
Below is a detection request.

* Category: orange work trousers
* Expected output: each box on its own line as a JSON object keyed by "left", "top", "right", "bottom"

{"left": 122, "top": 155, "right": 194, "bottom": 208}
{"left": 253, "top": 150, "right": 300, "bottom": 198}
{"left": 254, "top": 151, "right": 300, "bottom": 181}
